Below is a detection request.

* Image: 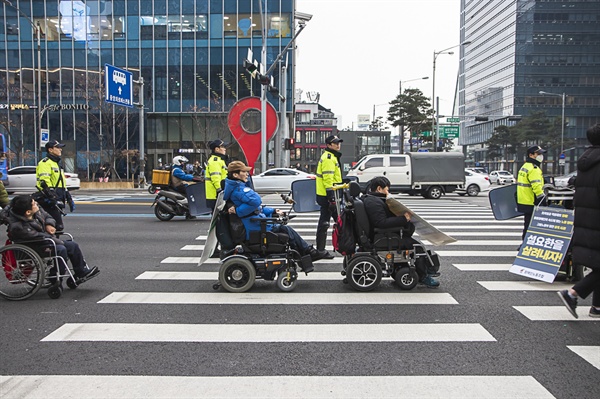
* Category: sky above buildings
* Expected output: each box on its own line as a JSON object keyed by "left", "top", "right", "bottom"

{"left": 295, "top": 0, "right": 461, "bottom": 130}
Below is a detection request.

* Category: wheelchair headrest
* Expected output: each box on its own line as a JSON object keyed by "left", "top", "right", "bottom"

{"left": 349, "top": 181, "right": 361, "bottom": 198}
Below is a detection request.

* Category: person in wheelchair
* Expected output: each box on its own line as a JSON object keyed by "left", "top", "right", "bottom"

{"left": 362, "top": 177, "right": 440, "bottom": 287}
{"left": 223, "top": 161, "right": 329, "bottom": 263}
{"left": 6, "top": 195, "right": 99, "bottom": 283}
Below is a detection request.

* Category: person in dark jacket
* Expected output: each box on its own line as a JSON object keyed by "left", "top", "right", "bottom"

{"left": 558, "top": 124, "right": 600, "bottom": 318}
{"left": 223, "top": 161, "right": 328, "bottom": 266}
{"left": 7, "top": 195, "right": 99, "bottom": 283}
{"left": 362, "top": 176, "right": 439, "bottom": 287}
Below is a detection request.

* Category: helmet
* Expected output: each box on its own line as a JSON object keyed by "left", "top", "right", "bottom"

{"left": 173, "top": 156, "right": 189, "bottom": 166}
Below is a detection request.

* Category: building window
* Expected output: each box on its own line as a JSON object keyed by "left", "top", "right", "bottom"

{"left": 295, "top": 130, "right": 302, "bottom": 143}
{"left": 305, "top": 130, "right": 316, "bottom": 144}
{"left": 290, "top": 148, "right": 302, "bottom": 161}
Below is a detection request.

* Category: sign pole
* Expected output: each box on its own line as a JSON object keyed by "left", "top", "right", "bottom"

{"left": 134, "top": 77, "right": 145, "bottom": 189}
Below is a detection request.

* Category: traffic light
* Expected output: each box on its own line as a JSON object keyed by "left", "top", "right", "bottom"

{"left": 284, "top": 138, "right": 295, "bottom": 150}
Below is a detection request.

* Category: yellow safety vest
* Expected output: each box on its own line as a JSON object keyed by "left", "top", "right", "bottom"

{"left": 205, "top": 155, "right": 227, "bottom": 200}
{"left": 517, "top": 161, "right": 544, "bottom": 205}
{"left": 316, "top": 149, "right": 342, "bottom": 197}
{"left": 36, "top": 157, "right": 66, "bottom": 190}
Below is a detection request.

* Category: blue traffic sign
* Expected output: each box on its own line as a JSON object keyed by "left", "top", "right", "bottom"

{"left": 105, "top": 64, "right": 133, "bottom": 108}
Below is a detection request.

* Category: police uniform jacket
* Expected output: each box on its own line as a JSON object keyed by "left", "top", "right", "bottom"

{"left": 36, "top": 155, "right": 67, "bottom": 200}
{"left": 517, "top": 159, "right": 544, "bottom": 206}
{"left": 205, "top": 153, "right": 228, "bottom": 200}
{"left": 224, "top": 178, "right": 275, "bottom": 240}
{"left": 571, "top": 145, "right": 600, "bottom": 271}
{"left": 316, "top": 148, "right": 342, "bottom": 198}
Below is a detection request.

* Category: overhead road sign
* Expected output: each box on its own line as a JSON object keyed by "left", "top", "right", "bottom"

{"left": 439, "top": 125, "right": 460, "bottom": 139}
{"left": 446, "top": 117, "right": 460, "bottom": 123}
{"left": 105, "top": 64, "right": 133, "bottom": 108}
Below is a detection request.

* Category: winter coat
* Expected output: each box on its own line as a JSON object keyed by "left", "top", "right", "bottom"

{"left": 571, "top": 145, "right": 600, "bottom": 271}
{"left": 223, "top": 178, "right": 275, "bottom": 240}
{"left": 7, "top": 206, "right": 63, "bottom": 245}
{"left": 362, "top": 192, "right": 410, "bottom": 238}
{"left": 171, "top": 165, "right": 194, "bottom": 189}
{"left": 0, "top": 182, "right": 8, "bottom": 208}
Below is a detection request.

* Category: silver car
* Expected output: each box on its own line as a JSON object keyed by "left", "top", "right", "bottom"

{"left": 251, "top": 168, "right": 316, "bottom": 194}
{"left": 5, "top": 166, "right": 81, "bottom": 194}
{"left": 489, "top": 170, "right": 516, "bottom": 185}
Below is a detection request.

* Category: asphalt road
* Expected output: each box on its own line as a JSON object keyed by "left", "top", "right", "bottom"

{"left": 0, "top": 189, "right": 597, "bottom": 398}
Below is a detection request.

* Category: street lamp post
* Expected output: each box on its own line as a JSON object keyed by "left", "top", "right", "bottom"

{"left": 1, "top": 0, "right": 42, "bottom": 161}
{"left": 539, "top": 91, "right": 566, "bottom": 155}
{"left": 432, "top": 41, "right": 471, "bottom": 151}
{"left": 399, "top": 76, "right": 428, "bottom": 153}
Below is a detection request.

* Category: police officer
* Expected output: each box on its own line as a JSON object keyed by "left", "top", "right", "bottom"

{"left": 315, "top": 135, "right": 343, "bottom": 259}
{"left": 517, "top": 144, "right": 547, "bottom": 240}
{"left": 36, "top": 140, "right": 75, "bottom": 231}
{"left": 205, "top": 139, "right": 229, "bottom": 212}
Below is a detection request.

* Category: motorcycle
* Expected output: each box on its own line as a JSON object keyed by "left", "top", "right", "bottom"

{"left": 151, "top": 189, "right": 192, "bottom": 221}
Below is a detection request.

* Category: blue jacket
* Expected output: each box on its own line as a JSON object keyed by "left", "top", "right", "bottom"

{"left": 224, "top": 178, "right": 275, "bottom": 239}
{"left": 171, "top": 165, "right": 194, "bottom": 188}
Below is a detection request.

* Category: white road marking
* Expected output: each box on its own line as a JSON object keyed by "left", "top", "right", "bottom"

{"left": 453, "top": 263, "right": 512, "bottom": 271}
{"left": 41, "top": 322, "right": 494, "bottom": 342}
{"left": 478, "top": 281, "right": 572, "bottom": 291}
{"left": 98, "top": 292, "right": 458, "bottom": 305}
{"left": 137, "top": 271, "right": 344, "bottom": 281}
{"left": 0, "top": 375, "right": 553, "bottom": 399}
{"left": 513, "top": 306, "right": 599, "bottom": 321}
{"left": 567, "top": 346, "right": 600, "bottom": 370}
{"left": 436, "top": 250, "right": 517, "bottom": 257}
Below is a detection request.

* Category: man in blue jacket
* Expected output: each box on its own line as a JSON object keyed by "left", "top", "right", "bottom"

{"left": 223, "top": 161, "right": 328, "bottom": 263}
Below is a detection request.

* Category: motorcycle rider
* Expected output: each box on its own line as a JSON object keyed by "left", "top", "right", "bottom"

{"left": 205, "top": 139, "right": 229, "bottom": 212}
{"left": 35, "top": 140, "right": 75, "bottom": 231}
{"left": 170, "top": 155, "right": 203, "bottom": 219}
{"left": 315, "top": 135, "right": 343, "bottom": 259}
{"left": 224, "top": 161, "right": 329, "bottom": 270}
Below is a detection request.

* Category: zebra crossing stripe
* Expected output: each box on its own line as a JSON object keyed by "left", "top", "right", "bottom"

{"left": 41, "top": 322, "right": 494, "bottom": 342}
{"left": 436, "top": 250, "right": 517, "bottom": 257}
{"left": 167, "top": 256, "right": 345, "bottom": 264}
{"left": 0, "top": 375, "right": 554, "bottom": 399}
{"left": 137, "top": 271, "right": 344, "bottom": 280}
{"left": 97, "top": 292, "right": 458, "bottom": 305}
{"left": 453, "top": 264, "right": 512, "bottom": 271}
{"left": 513, "top": 306, "right": 599, "bottom": 321}
{"left": 478, "top": 281, "right": 572, "bottom": 291}
{"left": 567, "top": 346, "right": 600, "bottom": 370}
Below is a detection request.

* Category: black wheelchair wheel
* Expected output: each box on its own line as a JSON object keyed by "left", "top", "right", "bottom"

{"left": 47, "top": 283, "right": 63, "bottom": 299}
{"left": 395, "top": 267, "right": 418, "bottom": 290}
{"left": 0, "top": 244, "right": 46, "bottom": 301}
{"left": 66, "top": 277, "right": 78, "bottom": 289}
{"left": 218, "top": 257, "right": 256, "bottom": 293}
{"left": 276, "top": 270, "right": 297, "bottom": 292}
{"left": 346, "top": 255, "right": 382, "bottom": 292}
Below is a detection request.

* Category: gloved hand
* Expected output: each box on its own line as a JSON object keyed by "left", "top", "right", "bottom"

{"left": 534, "top": 195, "right": 546, "bottom": 206}
{"left": 46, "top": 188, "right": 58, "bottom": 201}
{"left": 65, "top": 192, "right": 75, "bottom": 212}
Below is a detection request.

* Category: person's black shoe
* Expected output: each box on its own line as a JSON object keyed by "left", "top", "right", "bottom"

{"left": 589, "top": 307, "right": 600, "bottom": 318}
{"left": 185, "top": 213, "right": 196, "bottom": 220}
{"left": 321, "top": 251, "right": 335, "bottom": 259}
{"left": 77, "top": 266, "right": 100, "bottom": 283}
{"left": 309, "top": 247, "right": 331, "bottom": 261}
{"left": 210, "top": 249, "right": 220, "bottom": 258}
{"left": 557, "top": 290, "right": 578, "bottom": 318}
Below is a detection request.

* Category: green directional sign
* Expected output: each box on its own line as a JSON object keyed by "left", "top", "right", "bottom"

{"left": 439, "top": 125, "right": 460, "bottom": 139}
{"left": 411, "top": 131, "right": 432, "bottom": 137}
{"left": 446, "top": 117, "right": 460, "bottom": 123}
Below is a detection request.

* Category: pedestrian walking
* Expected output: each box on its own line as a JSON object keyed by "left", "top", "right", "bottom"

{"left": 517, "top": 145, "right": 546, "bottom": 241}
{"left": 557, "top": 124, "right": 600, "bottom": 318}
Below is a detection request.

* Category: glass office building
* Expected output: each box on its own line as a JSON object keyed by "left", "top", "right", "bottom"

{"left": 458, "top": 0, "right": 600, "bottom": 167}
{"left": 0, "top": 0, "right": 295, "bottom": 177}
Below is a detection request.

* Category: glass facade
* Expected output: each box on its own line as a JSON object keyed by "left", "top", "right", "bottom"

{"left": 0, "top": 0, "right": 295, "bottom": 177}
{"left": 459, "top": 0, "right": 600, "bottom": 163}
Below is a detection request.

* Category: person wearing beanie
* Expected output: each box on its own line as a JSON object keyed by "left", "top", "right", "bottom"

{"left": 516, "top": 144, "right": 547, "bottom": 241}
{"left": 558, "top": 123, "right": 600, "bottom": 318}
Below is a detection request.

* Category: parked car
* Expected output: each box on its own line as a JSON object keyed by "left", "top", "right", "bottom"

{"left": 489, "top": 170, "right": 516, "bottom": 185}
{"left": 553, "top": 171, "right": 577, "bottom": 188}
{"left": 466, "top": 167, "right": 489, "bottom": 178}
{"left": 456, "top": 169, "right": 491, "bottom": 197}
{"left": 4, "top": 166, "right": 81, "bottom": 194}
{"left": 251, "top": 168, "right": 316, "bottom": 194}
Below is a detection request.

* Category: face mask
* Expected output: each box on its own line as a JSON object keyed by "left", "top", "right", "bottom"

{"left": 536, "top": 154, "right": 544, "bottom": 162}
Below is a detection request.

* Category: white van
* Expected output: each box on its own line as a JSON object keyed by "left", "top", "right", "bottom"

{"left": 346, "top": 152, "right": 465, "bottom": 199}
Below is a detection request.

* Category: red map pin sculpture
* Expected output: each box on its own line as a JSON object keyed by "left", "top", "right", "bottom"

{"left": 227, "top": 97, "right": 279, "bottom": 171}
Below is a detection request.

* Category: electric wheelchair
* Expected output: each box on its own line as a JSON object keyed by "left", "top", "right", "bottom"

{"left": 335, "top": 182, "right": 440, "bottom": 292}
{"left": 0, "top": 231, "right": 84, "bottom": 300}
{"left": 212, "top": 201, "right": 314, "bottom": 293}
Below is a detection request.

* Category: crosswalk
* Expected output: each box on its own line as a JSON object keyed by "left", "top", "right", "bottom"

{"left": 2, "top": 195, "right": 598, "bottom": 398}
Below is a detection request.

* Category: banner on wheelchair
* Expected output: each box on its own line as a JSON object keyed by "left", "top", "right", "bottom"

{"left": 510, "top": 206, "right": 574, "bottom": 283}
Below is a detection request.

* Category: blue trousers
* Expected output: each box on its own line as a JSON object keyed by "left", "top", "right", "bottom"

{"left": 271, "top": 224, "right": 310, "bottom": 255}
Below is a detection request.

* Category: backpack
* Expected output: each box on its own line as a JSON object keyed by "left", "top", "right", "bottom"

{"left": 332, "top": 208, "right": 357, "bottom": 256}
{"left": 215, "top": 201, "right": 247, "bottom": 250}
